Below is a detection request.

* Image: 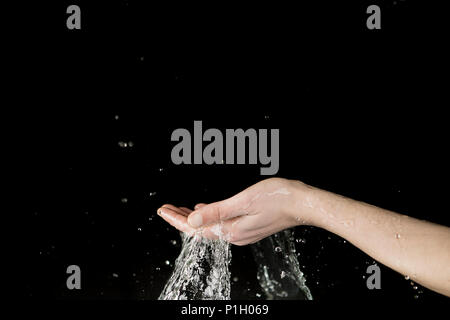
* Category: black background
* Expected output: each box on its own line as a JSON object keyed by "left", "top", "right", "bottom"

{"left": 9, "top": 0, "right": 449, "bottom": 305}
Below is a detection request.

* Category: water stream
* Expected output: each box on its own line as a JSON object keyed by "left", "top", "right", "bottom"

{"left": 159, "top": 229, "right": 312, "bottom": 300}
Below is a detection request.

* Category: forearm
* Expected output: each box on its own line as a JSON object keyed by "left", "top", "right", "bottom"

{"left": 289, "top": 181, "right": 450, "bottom": 296}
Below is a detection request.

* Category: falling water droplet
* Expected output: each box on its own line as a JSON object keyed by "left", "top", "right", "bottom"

{"left": 112, "top": 273, "right": 119, "bottom": 278}
{"left": 121, "top": 197, "right": 128, "bottom": 204}
{"left": 149, "top": 192, "right": 157, "bottom": 197}
{"left": 274, "top": 247, "right": 282, "bottom": 253}
{"left": 165, "top": 260, "right": 170, "bottom": 266}
{"left": 280, "top": 271, "right": 286, "bottom": 279}
{"left": 118, "top": 141, "right": 128, "bottom": 148}
{"left": 256, "top": 293, "right": 261, "bottom": 298}
{"left": 170, "top": 240, "right": 177, "bottom": 246}
{"left": 137, "top": 227, "right": 142, "bottom": 232}
{"left": 404, "top": 275, "right": 410, "bottom": 280}
{"left": 114, "top": 115, "right": 119, "bottom": 120}
{"left": 295, "top": 217, "right": 306, "bottom": 224}
{"left": 233, "top": 277, "right": 239, "bottom": 282}
{"left": 118, "top": 141, "right": 134, "bottom": 148}
{"left": 343, "top": 220, "right": 354, "bottom": 227}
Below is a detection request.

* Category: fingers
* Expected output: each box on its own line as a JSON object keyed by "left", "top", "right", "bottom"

{"left": 179, "top": 207, "right": 193, "bottom": 216}
{"left": 157, "top": 204, "right": 239, "bottom": 241}
{"left": 157, "top": 205, "right": 196, "bottom": 235}
{"left": 187, "top": 200, "right": 243, "bottom": 228}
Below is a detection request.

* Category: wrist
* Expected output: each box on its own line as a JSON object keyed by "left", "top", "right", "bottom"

{"left": 284, "top": 179, "right": 321, "bottom": 227}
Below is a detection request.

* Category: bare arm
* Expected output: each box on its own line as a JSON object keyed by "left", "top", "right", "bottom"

{"left": 291, "top": 182, "right": 450, "bottom": 297}
{"left": 157, "top": 178, "right": 450, "bottom": 297}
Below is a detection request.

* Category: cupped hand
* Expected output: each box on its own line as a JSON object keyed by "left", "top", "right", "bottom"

{"left": 157, "top": 178, "right": 315, "bottom": 245}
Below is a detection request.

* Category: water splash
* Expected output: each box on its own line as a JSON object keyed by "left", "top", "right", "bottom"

{"left": 159, "top": 229, "right": 312, "bottom": 300}
{"left": 251, "top": 230, "right": 313, "bottom": 300}
{"left": 158, "top": 232, "right": 231, "bottom": 300}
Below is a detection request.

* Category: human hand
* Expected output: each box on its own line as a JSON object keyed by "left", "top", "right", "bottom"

{"left": 157, "top": 178, "right": 315, "bottom": 245}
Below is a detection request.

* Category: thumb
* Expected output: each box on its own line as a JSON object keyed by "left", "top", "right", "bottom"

{"left": 194, "top": 203, "right": 207, "bottom": 210}
{"left": 187, "top": 200, "right": 237, "bottom": 228}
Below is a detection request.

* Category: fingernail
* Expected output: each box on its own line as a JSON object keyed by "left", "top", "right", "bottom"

{"left": 157, "top": 208, "right": 163, "bottom": 216}
{"left": 188, "top": 213, "right": 203, "bottom": 228}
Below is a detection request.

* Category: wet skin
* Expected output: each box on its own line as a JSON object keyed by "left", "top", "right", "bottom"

{"left": 158, "top": 178, "right": 450, "bottom": 297}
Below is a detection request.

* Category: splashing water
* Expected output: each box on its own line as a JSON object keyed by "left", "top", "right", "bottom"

{"left": 251, "top": 230, "right": 312, "bottom": 300}
{"left": 158, "top": 231, "right": 231, "bottom": 300}
{"left": 159, "top": 229, "right": 312, "bottom": 300}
